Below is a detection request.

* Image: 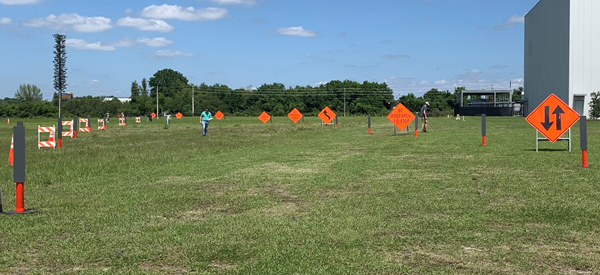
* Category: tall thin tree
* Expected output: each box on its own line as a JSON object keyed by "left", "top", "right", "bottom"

{"left": 53, "top": 33, "right": 67, "bottom": 118}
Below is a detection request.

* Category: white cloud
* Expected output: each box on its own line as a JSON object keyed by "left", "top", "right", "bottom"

{"left": 89, "top": 79, "right": 100, "bottom": 85}
{"left": 153, "top": 50, "right": 194, "bottom": 58}
{"left": 206, "top": 0, "right": 255, "bottom": 6}
{"left": 494, "top": 14, "right": 525, "bottom": 30}
{"left": 315, "top": 81, "right": 329, "bottom": 86}
{"left": 275, "top": 26, "right": 317, "bottom": 37}
{"left": 0, "top": 17, "right": 12, "bottom": 24}
{"left": 0, "top": 0, "right": 42, "bottom": 5}
{"left": 65, "top": 38, "right": 115, "bottom": 51}
{"left": 23, "top": 13, "right": 112, "bottom": 32}
{"left": 116, "top": 17, "right": 174, "bottom": 32}
{"left": 141, "top": 4, "right": 228, "bottom": 21}
{"left": 113, "top": 37, "right": 173, "bottom": 47}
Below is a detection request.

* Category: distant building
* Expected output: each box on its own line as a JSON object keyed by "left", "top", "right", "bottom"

{"left": 524, "top": 0, "right": 600, "bottom": 116}
{"left": 61, "top": 93, "right": 74, "bottom": 101}
{"left": 103, "top": 96, "right": 131, "bottom": 103}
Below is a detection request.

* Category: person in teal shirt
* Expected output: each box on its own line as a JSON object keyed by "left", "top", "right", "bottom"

{"left": 200, "top": 108, "right": 212, "bottom": 136}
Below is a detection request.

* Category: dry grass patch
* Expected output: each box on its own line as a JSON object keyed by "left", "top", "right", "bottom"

{"left": 237, "top": 162, "right": 320, "bottom": 175}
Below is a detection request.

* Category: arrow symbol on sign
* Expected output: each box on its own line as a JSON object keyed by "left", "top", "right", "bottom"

{"left": 323, "top": 110, "right": 331, "bottom": 120}
{"left": 553, "top": 105, "right": 564, "bottom": 131}
{"left": 541, "top": 106, "right": 554, "bottom": 131}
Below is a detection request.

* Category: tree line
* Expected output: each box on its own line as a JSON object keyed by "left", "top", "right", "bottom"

{"left": 0, "top": 68, "right": 529, "bottom": 119}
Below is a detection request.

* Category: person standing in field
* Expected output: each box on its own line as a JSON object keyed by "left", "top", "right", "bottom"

{"left": 420, "top": 102, "right": 429, "bottom": 133}
{"left": 200, "top": 108, "right": 212, "bottom": 136}
{"left": 166, "top": 113, "right": 171, "bottom": 125}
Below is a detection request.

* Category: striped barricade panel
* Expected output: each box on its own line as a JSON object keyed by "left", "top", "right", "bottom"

{"left": 38, "top": 141, "right": 56, "bottom": 148}
{"left": 38, "top": 127, "right": 55, "bottom": 133}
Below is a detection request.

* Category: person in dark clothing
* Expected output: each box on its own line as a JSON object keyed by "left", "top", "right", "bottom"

{"left": 420, "top": 102, "right": 429, "bottom": 133}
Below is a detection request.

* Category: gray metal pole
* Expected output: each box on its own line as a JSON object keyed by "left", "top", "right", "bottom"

{"left": 13, "top": 121, "right": 25, "bottom": 184}
{"left": 156, "top": 86, "right": 159, "bottom": 119}
{"left": 87, "top": 115, "right": 91, "bottom": 129}
{"left": 580, "top": 116, "right": 588, "bottom": 150}
{"left": 57, "top": 117, "right": 63, "bottom": 140}
{"left": 482, "top": 114, "right": 486, "bottom": 136}
{"left": 74, "top": 115, "right": 78, "bottom": 133}
{"left": 192, "top": 86, "right": 195, "bottom": 117}
{"left": 343, "top": 88, "right": 346, "bottom": 117}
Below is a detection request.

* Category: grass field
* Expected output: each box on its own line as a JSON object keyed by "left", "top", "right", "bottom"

{"left": 0, "top": 115, "right": 599, "bottom": 274}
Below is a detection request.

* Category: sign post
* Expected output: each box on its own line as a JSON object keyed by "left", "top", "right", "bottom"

{"left": 482, "top": 114, "right": 486, "bottom": 146}
{"left": 386, "top": 103, "right": 415, "bottom": 135}
{"left": 318, "top": 107, "right": 336, "bottom": 126}
{"left": 258, "top": 112, "right": 271, "bottom": 124}
{"left": 287, "top": 108, "right": 303, "bottom": 124}
{"left": 368, "top": 115, "right": 371, "bottom": 135}
{"left": 526, "top": 94, "right": 580, "bottom": 151}
{"left": 415, "top": 113, "right": 419, "bottom": 138}
{"left": 73, "top": 115, "right": 78, "bottom": 138}
{"left": 215, "top": 111, "right": 224, "bottom": 120}
{"left": 87, "top": 115, "right": 91, "bottom": 131}
{"left": 57, "top": 117, "right": 63, "bottom": 148}
{"left": 580, "top": 116, "right": 588, "bottom": 168}
{"left": 4, "top": 121, "right": 36, "bottom": 214}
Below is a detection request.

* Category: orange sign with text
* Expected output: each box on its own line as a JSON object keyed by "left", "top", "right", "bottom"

{"left": 288, "top": 108, "right": 303, "bottom": 123}
{"left": 258, "top": 112, "right": 271, "bottom": 123}
{"left": 214, "top": 111, "right": 224, "bottom": 120}
{"left": 526, "top": 94, "right": 580, "bottom": 142}
{"left": 318, "top": 107, "right": 336, "bottom": 124}
{"left": 175, "top": 112, "right": 183, "bottom": 119}
{"left": 387, "top": 103, "right": 415, "bottom": 131}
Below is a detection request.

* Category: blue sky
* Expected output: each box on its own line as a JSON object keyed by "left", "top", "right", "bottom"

{"left": 0, "top": 0, "right": 539, "bottom": 100}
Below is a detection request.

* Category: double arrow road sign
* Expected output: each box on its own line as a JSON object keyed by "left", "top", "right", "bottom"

{"left": 526, "top": 94, "right": 580, "bottom": 143}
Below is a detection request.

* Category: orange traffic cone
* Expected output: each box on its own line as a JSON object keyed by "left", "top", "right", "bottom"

{"left": 7, "top": 118, "right": 9, "bottom": 125}
{"left": 8, "top": 134, "right": 14, "bottom": 166}
{"left": 49, "top": 131, "right": 55, "bottom": 142}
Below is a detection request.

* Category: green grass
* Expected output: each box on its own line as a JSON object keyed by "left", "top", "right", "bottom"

{"left": 0, "top": 116, "right": 599, "bottom": 274}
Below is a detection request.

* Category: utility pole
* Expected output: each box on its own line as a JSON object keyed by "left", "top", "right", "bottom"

{"left": 343, "top": 88, "right": 346, "bottom": 117}
{"left": 192, "top": 85, "right": 195, "bottom": 117}
{"left": 156, "top": 86, "right": 159, "bottom": 118}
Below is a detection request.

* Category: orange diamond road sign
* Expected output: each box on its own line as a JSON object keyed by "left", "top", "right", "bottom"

{"left": 258, "top": 112, "right": 271, "bottom": 123}
{"left": 318, "top": 107, "right": 336, "bottom": 124}
{"left": 526, "top": 94, "right": 580, "bottom": 143}
{"left": 288, "top": 108, "right": 303, "bottom": 123}
{"left": 151, "top": 112, "right": 156, "bottom": 118}
{"left": 214, "top": 111, "right": 224, "bottom": 120}
{"left": 175, "top": 112, "right": 183, "bottom": 119}
{"left": 387, "top": 103, "right": 415, "bottom": 131}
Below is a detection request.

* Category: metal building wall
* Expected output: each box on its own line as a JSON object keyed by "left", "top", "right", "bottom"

{"left": 524, "top": 0, "right": 570, "bottom": 114}
{"left": 569, "top": 0, "right": 600, "bottom": 117}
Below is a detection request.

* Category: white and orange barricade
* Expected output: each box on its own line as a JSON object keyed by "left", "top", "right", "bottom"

{"left": 38, "top": 125, "right": 56, "bottom": 149}
{"left": 98, "top": 119, "right": 106, "bottom": 130}
{"left": 119, "top": 117, "right": 126, "bottom": 126}
{"left": 61, "top": 120, "right": 74, "bottom": 138}
{"left": 135, "top": 117, "right": 141, "bottom": 123}
{"left": 79, "top": 118, "right": 91, "bottom": 133}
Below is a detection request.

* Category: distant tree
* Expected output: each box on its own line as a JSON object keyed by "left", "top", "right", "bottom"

{"left": 15, "top": 84, "right": 43, "bottom": 103}
{"left": 397, "top": 93, "right": 425, "bottom": 113}
{"left": 130, "top": 81, "right": 140, "bottom": 97}
{"left": 513, "top": 86, "right": 524, "bottom": 101}
{"left": 53, "top": 33, "right": 67, "bottom": 117}
{"left": 141, "top": 78, "right": 149, "bottom": 96}
{"left": 149, "top": 69, "right": 188, "bottom": 98}
{"left": 589, "top": 92, "right": 600, "bottom": 119}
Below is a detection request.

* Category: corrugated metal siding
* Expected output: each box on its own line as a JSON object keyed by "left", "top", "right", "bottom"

{"left": 524, "top": 0, "right": 571, "bottom": 115}
{"left": 569, "top": 0, "right": 600, "bottom": 117}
